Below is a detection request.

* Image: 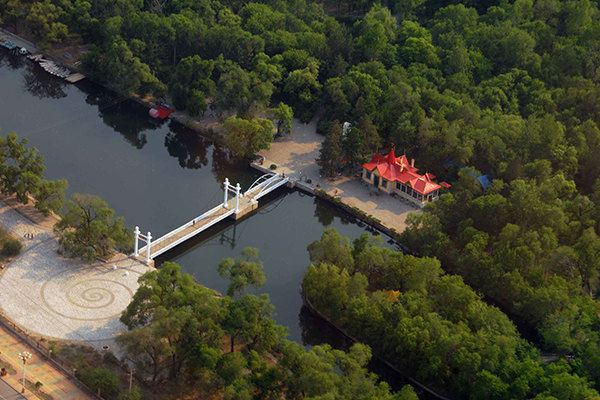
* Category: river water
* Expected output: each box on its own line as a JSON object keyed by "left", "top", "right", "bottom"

{"left": 0, "top": 50, "right": 424, "bottom": 393}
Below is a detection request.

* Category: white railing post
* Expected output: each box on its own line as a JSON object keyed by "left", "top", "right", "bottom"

{"left": 134, "top": 226, "right": 140, "bottom": 256}
{"left": 146, "top": 232, "right": 152, "bottom": 264}
{"left": 235, "top": 183, "right": 241, "bottom": 212}
{"left": 223, "top": 178, "right": 230, "bottom": 207}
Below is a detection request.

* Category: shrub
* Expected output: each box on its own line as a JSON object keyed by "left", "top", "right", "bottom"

{"left": 78, "top": 367, "right": 119, "bottom": 399}
{"left": 270, "top": 164, "right": 277, "bottom": 170}
{"left": 2, "top": 238, "right": 22, "bottom": 257}
{"left": 117, "top": 386, "right": 142, "bottom": 400}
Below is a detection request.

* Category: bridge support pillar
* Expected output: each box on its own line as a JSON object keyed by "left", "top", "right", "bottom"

{"left": 146, "top": 232, "right": 152, "bottom": 264}
{"left": 235, "top": 183, "right": 241, "bottom": 212}
{"left": 223, "top": 178, "right": 230, "bottom": 207}
{"left": 134, "top": 226, "right": 140, "bottom": 256}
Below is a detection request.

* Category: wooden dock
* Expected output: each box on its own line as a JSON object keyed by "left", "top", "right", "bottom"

{"left": 65, "top": 73, "right": 85, "bottom": 83}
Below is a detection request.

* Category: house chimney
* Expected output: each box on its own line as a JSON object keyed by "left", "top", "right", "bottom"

{"left": 411, "top": 158, "right": 415, "bottom": 167}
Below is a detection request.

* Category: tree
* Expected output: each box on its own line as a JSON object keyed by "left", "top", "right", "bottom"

{"left": 119, "top": 263, "right": 225, "bottom": 382}
{"left": 282, "top": 67, "right": 321, "bottom": 122}
{"left": 218, "top": 247, "right": 266, "bottom": 297}
{"left": 222, "top": 116, "right": 274, "bottom": 159}
{"left": 55, "top": 193, "right": 132, "bottom": 261}
{"left": 82, "top": 39, "right": 166, "bottom": 96}
{"left": 273, "top": 103, "right": 293, "bottom": 136}
{"left": 117, "top": 386, "right": 142, "bottom": 400}
{"left": 78, "top": 367, "right": 119, "bottom": 398}
{"left": 222, "top": 294, "right": 286, "bottom": 353}
{"left": 0, "top": 133, "right": 66, "bottom": 214}
{"left": 26, "top": 0, "right": 68, "bottom": 44}
{"left": 33, "top": 178, "right": 67, "bottom": 216}
{"left": 317, "top": 122, "right": 344, "bottom": 177}
{"left": 169, "top": 55, "right": 215, "bottom": 116}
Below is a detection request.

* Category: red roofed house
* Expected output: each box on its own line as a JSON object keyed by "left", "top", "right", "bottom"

{"left": 361, "top": 147, "right": 443, "bottom": 208}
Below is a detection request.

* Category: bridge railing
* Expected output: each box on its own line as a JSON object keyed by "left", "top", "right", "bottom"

{"left": 245, "top": 173, "right": 276, "bottom": 194}
{"left": 150, "top": 207, "right": 236, "bottom": 258}
{"left": 139, "top": 202, "right": 226, "bottom": 254}
{"left": 244, "top": 174, "right": 281, "bottom": 197}
{"left": 246, "top": 175, "right": 289, "bottom": 200}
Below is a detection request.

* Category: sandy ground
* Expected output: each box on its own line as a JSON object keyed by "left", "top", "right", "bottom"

{"left": 258, "top": 119, "right": 419, "bottom": 234}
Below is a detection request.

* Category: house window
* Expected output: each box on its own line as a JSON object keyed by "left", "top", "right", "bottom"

{"left": 381, "top": 179, "right": 387, "bottom": 188}
{"left": 366, "top": 171, "right": 372, "bottom": 180}
{"left": 396, "top": 182, "right": 402, "bottom": 190}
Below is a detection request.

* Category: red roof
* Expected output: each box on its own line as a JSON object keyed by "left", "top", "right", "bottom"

{"left": 362, "top": 147, "right": 442, "bottom": 195}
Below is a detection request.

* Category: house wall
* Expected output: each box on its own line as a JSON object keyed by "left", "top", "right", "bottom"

{"left": 362, "top": 168, "right": 439, "bottom": 208}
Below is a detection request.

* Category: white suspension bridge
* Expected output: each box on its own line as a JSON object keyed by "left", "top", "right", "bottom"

{"left": 133, "top": 172, "right": 290, "bottom": 264}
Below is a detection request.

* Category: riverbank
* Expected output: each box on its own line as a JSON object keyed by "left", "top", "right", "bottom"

{"left": 303, "top": 295, "right": 450, "bottom": 400}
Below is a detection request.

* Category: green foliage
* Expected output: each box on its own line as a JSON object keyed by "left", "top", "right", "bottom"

{"left": 303, "top": 229, "right": 599, "bottom": 399}
{"left": 82, "top": 39, "right": 166, "bottom": 96}
{"left": 77, "top": 367, "right": 120, "bottom": 399}
{"left": 169, "top": 55, "right": 215, "bottom": 116}
{"left": 1, "top": 237, "right": 21, "bottom": 257}
{"left": 117, "top": 386, "right": 142, "bottom": 400}
{"left": 26, "top": 0, "right": 68, "bottom": 44}
{"left": 223, "top": 294, "right": 286, "bottom": 353}
{"left": 222, "top": 116, "right": 274, "bottom": 158}
{"left": 273, "top": 102, "right": 293, "bottom": 135}
{"left": 317, "top": 121, "right": 344, "bottom": 177}
{"left": 218, "top": 247, "right": 266, "bottom": 297}
{"left": 9, "top": 0, "right": 600, "bottom": 395}
{"left": 117, "top": 260, "right": 408, "bottom": 399}
{"left": 119, "top": 262, "right": 225, "bottom": 382}
{"left": 280, "top": 341, "right": 414, "bottom": 400}
{"left": 0, "top": 133, "right": 66, "bottom": 215}
{"left": 55, "top": 193, "right": 132, "bottom": 261}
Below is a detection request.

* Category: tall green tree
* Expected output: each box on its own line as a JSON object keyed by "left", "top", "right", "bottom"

{"left": 317, "top": 122, "right": 344, "bottom": 177}
{"left": 218, "top": 247, "right": 266, "bottom": 297}
{"left": 55, "top": 193, "right": 132, "bottom": 261}
{"left": 222, "top": 116, "right": 274, "bottom": 159}
{"left": 273, "top": 102, "right": 293, "bottom": 136}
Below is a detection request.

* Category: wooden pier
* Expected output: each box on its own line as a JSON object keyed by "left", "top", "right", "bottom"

{"left": 134, "top": 173, "right": 289, "bottom": 263}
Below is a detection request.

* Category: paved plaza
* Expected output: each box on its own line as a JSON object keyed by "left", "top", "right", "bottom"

{"left": 258, "top": 119, "right": 419, "bottom": 233}
{"left": 0, "top": 199, "right": 151, "bottom": 346}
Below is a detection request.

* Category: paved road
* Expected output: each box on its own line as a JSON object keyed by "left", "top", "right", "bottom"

{"left": 0, "top": 378, "right": 25, "bottom": 400}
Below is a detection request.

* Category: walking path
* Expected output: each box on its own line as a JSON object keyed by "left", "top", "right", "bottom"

{"left": 0, "top": 197, "right": 151, "bottom": 348}
{"left": 0, "top": 325, "right": 91, "bottom": 399}
{"left": 257, "top": 119, "right": 418, "bottom": 234}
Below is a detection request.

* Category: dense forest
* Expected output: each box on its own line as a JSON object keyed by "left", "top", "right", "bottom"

{"left": 303, "top": 229, "right": 599, "bottom": 399}
{"left": 4, "top": 0, "right": 600, "bottom": 397}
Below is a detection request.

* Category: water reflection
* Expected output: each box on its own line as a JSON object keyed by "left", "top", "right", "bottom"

{"left": 82, "top": 85, "right": 163, "bottom": 149}
{"left": 23, "top": 67, "right": 67, "bottom": 99}
{"left": 0, "top": 49, "right": 25, "bottom": 69}
{"left": 165, "top": 121, "right": 209, "bottom": 169}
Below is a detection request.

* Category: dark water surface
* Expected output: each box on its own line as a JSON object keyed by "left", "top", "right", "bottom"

{"left": 0, "top": 50, "right": 422, "bottom": 393}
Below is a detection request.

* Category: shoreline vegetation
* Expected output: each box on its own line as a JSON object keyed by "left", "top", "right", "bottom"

{"left": 302, "top": 229, "right": 600, "bottom": 399}
{"left": 4, "top": 0, "right": 600, "bottom": 398}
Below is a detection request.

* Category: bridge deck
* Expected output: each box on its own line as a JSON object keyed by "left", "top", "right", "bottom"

{"left": 136, "top": 173, "right": 289, "bottom": 262}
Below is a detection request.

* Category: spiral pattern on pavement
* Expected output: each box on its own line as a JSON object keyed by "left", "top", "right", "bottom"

{"left": 42, "top": 275, "right": 134, "bottom": 321}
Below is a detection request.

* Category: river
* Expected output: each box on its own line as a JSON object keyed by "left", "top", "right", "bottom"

{"left": 0, "top": 49, "right": 421, "bottom": 393}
